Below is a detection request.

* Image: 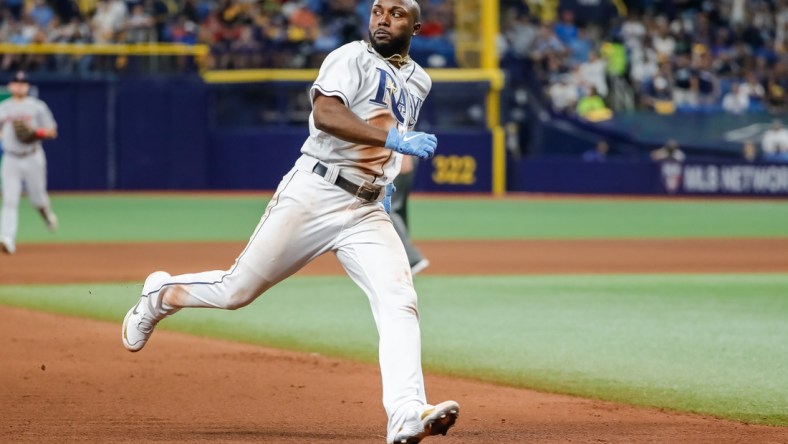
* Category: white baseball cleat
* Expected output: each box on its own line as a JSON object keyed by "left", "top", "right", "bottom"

{"left": 0, "top": 236, "right": 16, "bottom": 254}
{"left": 45, "top": 212, "right": 58, "bottom": 232}
{"left": 122, "top": 271, "right": 171, "bottom": 352}
{"left": 387, "top": 401, "right": 460, "bottom": 444}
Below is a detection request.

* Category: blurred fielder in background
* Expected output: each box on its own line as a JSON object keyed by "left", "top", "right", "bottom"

{"left": 121, "top": 1, "right": 459, "bottom": 443}
{"left": 0, "top": 71, "right": 58, "bottom": 255}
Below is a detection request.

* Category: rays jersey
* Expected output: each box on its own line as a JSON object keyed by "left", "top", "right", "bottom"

{"left": 302, "top": 41, "right": 431, "bottom": 185}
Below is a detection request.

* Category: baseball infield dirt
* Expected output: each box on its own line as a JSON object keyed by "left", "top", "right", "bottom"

{"left": 2, "top": 239, "right": 787, "bottom": 443}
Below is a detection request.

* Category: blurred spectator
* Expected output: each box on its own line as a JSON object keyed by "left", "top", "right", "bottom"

{"left": 554, "top": 9, "right": 577, "bottom": 44}
{"left": 620, "top": 11, "right": 647, "bottom": 50}
{"left": 765, "top": 71, "right": 787, "bottom": 113}
{"left": 577, "top": 51, "right": 608, "bottom": 97}
{"left": 739, "top": 72, "right": 766, "bottom": 109}
{"left": 778, "top": 1, "right": 788, "bottom": 52}
{"left": 671, "top": 19, "right": 693, "bottom": 56}
{"left": 29, "top": 0, "right": 55, "bottom": 28}
{"left": 761, "top": 119, "right": 788, "bottom": 157}
{"left": 731, "top": 0, "right": 747, "bottom": 27}
{"left": 601, "top": 38, "right": 626, "bottom": 78}
{"left": 711, "top": 51, "right": 740, "bottom": 78}
{"left": 170, "top": 16, "right": 198, "bottom": 45}
{"left": 696, "top": 55, "right": 719, "bottom": 107}
{"left": 523, "top": 0, "right": 557, "bottom": 24}
{"left": 503, "top": 8, "right": 538, "bottom": 59}
{"left": 50, "top": 16, "right": 91, "bottom": 44}
{"left": 50, "top": 16, "right": 92, "bottom": 73}
{"left": 629, "top": 38, "right": 659, "bottom": 87}
{"left": 151, "top": 0, "right": 172, "bottom": 42}
{"left": 582, "top": 140, "right": 609, "bottom": 162}
{"left": 125, "top": 4, "right": 155, "bottom": 43}
{"left": 547, "top": 73, "right": 578, "bottom": 113}
{"left": 651, "top": 139, "right": 686, "bottom": 162}
{"left": 286, "top": 2, "right": 319, "bottom": 41}
{"left": 576, "top": 86, "right": 612, "bottom": 122}
{"left": 567, "top": 26, "right": 593, "bottom": 66}
{"left": 651, "top": 17, "right": 676, "bottom": 59}
{"left": 418, "top": 1, "right": 449, "bottom": 38}
{"left": 722, "top": 83, "right": 749, "bottom": 114}
{"left": 229, "top": 24, "right": 261, "bottom": 69}
{"left": 91, "top": 0, "right": 125, "bottom": 43}
{"left": 742, "top": 140, "right": 759, "bottom": 162}
{"left": 672, "top": 54, "right": 698, "bottom": 108}
{"left": 531, "top": 24, "right": 566, "bottom": 69}
{"left": 640, "top": 63, "right": 675, "bottom": 114}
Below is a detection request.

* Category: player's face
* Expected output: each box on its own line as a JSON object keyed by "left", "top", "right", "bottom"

{"left": 8, "top": 81, "right": 29, "bottom": 98}
{"left": 369, "top": 0, "right": 420, "bottom": 58}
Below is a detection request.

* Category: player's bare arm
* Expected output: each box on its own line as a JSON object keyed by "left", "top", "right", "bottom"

{"left": 313, "top": 93, "right": 389, "bottom": 147}
{"left": 313, "top": 92, "right": 436, "bottom": 161}
{"left": 36, "top": 127, "right": 57, "bottom": 139}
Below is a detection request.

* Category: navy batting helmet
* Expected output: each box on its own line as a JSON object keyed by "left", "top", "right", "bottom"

{"left": 9, "top": 71, "right": 29, "bottom": 84}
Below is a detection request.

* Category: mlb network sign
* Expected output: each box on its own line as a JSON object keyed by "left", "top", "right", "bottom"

{"left": 661, "top": 162, "right": 788, "bottom": 195}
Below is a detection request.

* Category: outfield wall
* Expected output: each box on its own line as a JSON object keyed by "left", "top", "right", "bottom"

{"left": 517, "top": 158, "right": 788, "bottom": 197}
{"left": 10, "top": 76, "right": 788, "bottom": 197}
{"left": 20, "top": 76, "right": 494, "bottom": 193}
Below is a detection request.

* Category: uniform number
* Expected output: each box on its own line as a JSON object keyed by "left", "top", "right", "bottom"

{"left": 432, "top": 155, "right": 476, "bottom": 185}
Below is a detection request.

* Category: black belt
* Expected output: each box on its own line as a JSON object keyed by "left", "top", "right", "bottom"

{"left": 312, "top": 163, "right": 382, "bottom": 202}
{"left": 5, "top": 147, "right": 38, "bottom": 158}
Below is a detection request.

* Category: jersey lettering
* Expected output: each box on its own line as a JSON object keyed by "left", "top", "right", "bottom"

{"left": 369, "top": 67, "right": 424, "bottom": 127}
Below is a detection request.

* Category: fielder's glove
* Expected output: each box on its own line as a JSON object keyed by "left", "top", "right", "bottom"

{"left": 385, "top": 128, "right": 437, "bottom": 160}
{"left": 13, "top": 120, "right": 40, "bottom": 144}
{"left": 383, "top": 183, "right": 396, "bottom": 214}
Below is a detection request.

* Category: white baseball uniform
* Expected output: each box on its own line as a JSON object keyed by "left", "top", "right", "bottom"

{"left": 139, "top": 41, "right": 432, "bottom": 437}
{"left": 0, "top": 95, "right": 57, "bottom": 249}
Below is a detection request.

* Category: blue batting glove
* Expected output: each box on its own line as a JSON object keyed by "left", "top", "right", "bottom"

{"left": 385, "top": 128, "right": 437, "bottom": 160}
{"left": 383, "top": 183, "right": 395, "bottom": 214}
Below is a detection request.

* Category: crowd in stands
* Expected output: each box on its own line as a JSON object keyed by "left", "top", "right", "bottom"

{"left": 0, "top": 0, "right": 455, "bottom": 71}
{"left": 500, "top": 0, "right": 788, "bottom": 120}
{"left": 3, "top": 0, "right": 787, "bottom": 125}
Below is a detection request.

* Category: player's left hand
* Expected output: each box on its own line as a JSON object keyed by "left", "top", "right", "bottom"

{"left": 385, "top": 128, "right": 437, "bottom": 160}
{"left": 383, "top": 183, "right": 395, "bottom": 214}
{"left": 13, "top": 120, "right": 39, "bottom": 144}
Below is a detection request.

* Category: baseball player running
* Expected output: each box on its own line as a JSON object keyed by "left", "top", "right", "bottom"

{"left": 121, "top": 1, "right": 459, "bottom": 442}
{"left": 0, "top": 71, "right": 58, "bottom": 254}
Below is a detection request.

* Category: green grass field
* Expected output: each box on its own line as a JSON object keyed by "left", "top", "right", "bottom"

{"left": 2, "top": 194, "right": 788, "bottom": 426}
{"left": 12, "top": 193, "right": 788, "bottom": 241}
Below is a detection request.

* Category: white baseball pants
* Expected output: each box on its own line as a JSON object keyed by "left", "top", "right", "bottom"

{"left": 1, "top": 149, "right": 51, "bottom": 242}
{"left": 150, "top": 154, "right": 427, "bottom": 434}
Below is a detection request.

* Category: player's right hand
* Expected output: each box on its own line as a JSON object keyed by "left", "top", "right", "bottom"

{"left": 385, "top": 128, "right": 437, "bottom": 160}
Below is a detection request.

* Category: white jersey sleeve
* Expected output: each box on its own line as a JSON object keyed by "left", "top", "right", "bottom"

{"left": 35, "top": 100, "right": 57, "bottom": 130}
{"left": 310, "top": 44, "right": 364, "bottom": 108}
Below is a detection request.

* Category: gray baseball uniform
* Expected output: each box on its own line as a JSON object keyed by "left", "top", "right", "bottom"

{"left": 0, "top": 95, "right": 58, "bottom": 253}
